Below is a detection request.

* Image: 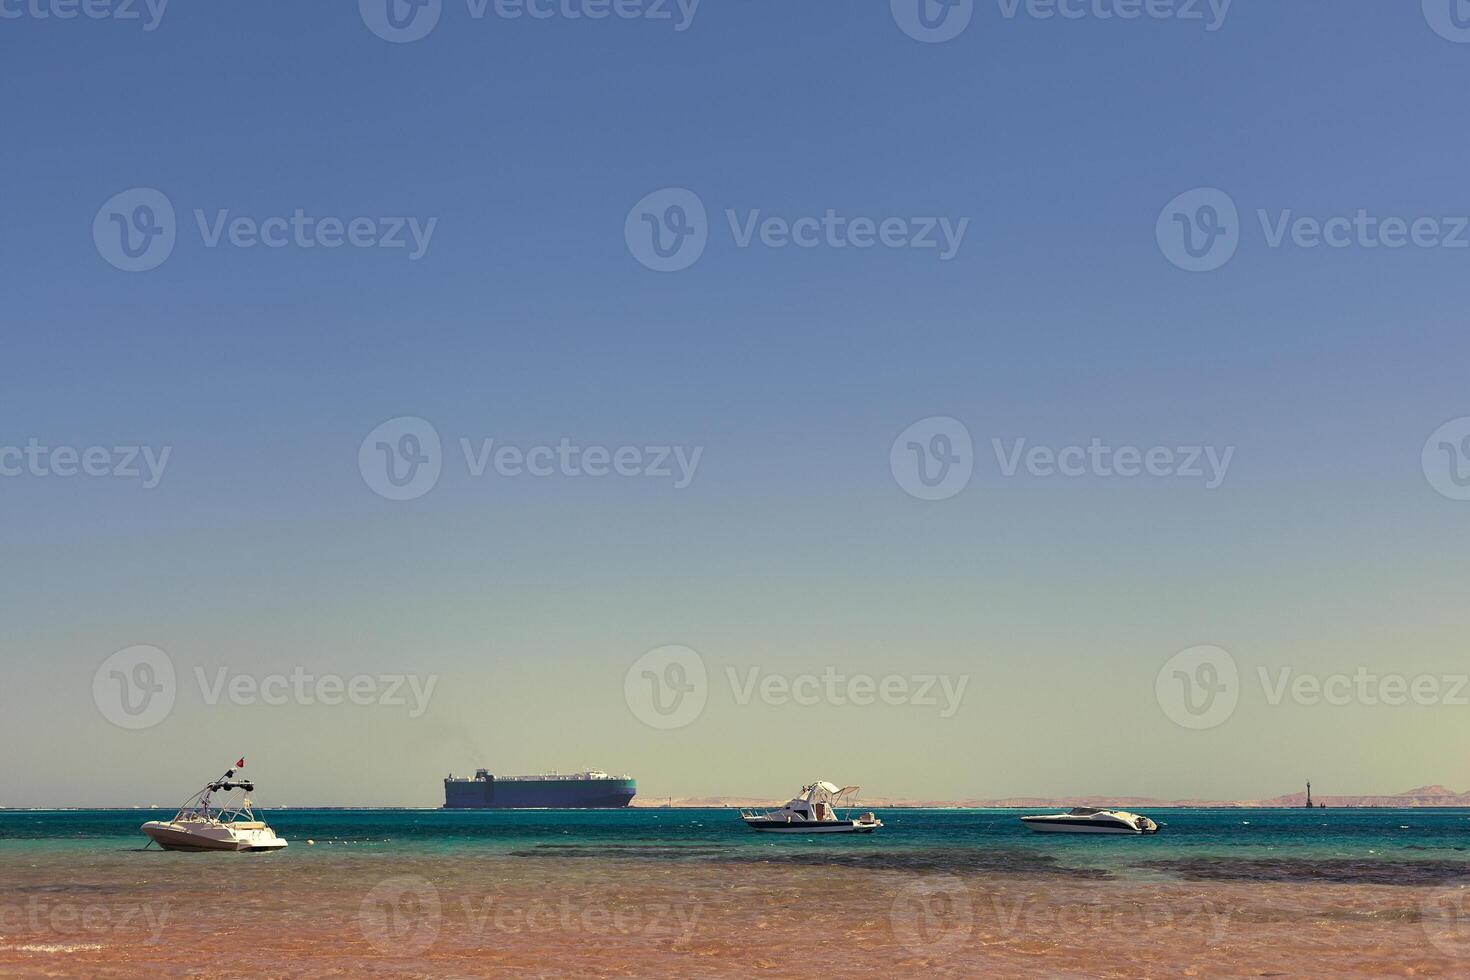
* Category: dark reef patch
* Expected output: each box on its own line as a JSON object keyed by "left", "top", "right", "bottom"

{"left": 709, "top": 848, "right": 1113, "bottom": 878}
{"left": 1140, "top": 857, "right": 1470, "bottom": 886}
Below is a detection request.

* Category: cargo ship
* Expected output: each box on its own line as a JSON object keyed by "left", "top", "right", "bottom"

{"left": 444, "top": 769, "right": 637, "bottom": 809}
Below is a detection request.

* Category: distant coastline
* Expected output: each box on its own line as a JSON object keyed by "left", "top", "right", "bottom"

{"left": 631, "top": 784, "right": 1470, "bottom": 810}
{"left": 8, "top": 785, "right": 1470, "bottom": 810}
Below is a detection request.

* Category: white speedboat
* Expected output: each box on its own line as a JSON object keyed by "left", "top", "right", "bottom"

{"left": 740, "top": 781, "right": 882, "bottom": 834}
{"left": 141, "top": 760, "right": 288, "bottom": 852}
{"left": 1021, "top": 807, "right": 1158, "bottom": 835}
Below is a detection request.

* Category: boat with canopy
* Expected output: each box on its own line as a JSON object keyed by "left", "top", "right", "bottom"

{"left": 740, "top": 781, "right": 882, "bottom": 833}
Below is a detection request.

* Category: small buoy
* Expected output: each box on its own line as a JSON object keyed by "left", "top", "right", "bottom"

{"left": 307, "top": 839, "right": 316, "bottom": 845}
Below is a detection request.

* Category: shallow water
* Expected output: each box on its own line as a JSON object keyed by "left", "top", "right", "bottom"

{"left": 4, "top": 808, "right": 1470, "bottom": 976}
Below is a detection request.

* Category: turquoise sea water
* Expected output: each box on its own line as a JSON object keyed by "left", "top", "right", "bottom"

{"left": 6, "top": 808, "right": 1470, "bottom": 885}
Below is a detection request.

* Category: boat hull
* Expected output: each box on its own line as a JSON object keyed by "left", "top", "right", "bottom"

{"left": 1021, "top": 819, "right": 1153, "bottom": 835}
{"left": 141, "top": 821, "right": 288, "bottom": 852}
{"left": 743, "top": 819, "right": 880, "bottom": 834}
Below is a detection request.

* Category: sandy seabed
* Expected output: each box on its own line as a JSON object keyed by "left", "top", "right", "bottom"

{"left": 3, "top": 848, "right": 1469, "bottom": 977}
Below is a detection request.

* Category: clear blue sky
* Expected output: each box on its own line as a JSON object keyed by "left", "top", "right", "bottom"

{"left": 3, "top": 2, "right": 1469, "bottom": 806}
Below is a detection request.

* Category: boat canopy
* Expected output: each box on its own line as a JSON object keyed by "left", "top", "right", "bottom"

{"left": 796, "top": 782, "right": 861, "bottom": 805}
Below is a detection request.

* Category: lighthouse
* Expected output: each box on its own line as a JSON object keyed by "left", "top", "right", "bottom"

{"left": 1305, "top": 780, "right": 1312, "bottom": 808}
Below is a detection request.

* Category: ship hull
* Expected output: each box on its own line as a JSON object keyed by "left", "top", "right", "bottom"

{"left": 444, "top": 777, "right": 637, "bottom": 809}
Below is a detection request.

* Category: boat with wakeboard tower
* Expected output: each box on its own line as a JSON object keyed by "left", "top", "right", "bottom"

{"left": 140, "top": 759, "right": 288, "bottom": 852}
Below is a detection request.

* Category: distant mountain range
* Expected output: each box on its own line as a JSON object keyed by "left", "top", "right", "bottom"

{"left": 633, "top": 786, "right": 1470, "bottom": 808}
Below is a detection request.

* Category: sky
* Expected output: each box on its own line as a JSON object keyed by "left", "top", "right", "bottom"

{"left": 2, "top": 1, "right": 1469, "bottom": 807}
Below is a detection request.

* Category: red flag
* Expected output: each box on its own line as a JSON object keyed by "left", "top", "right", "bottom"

{"left": 235, "top": 758, "right": 246, "bottom": 769}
